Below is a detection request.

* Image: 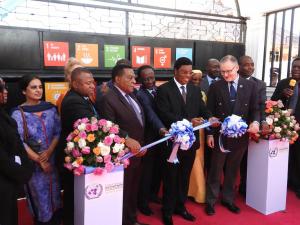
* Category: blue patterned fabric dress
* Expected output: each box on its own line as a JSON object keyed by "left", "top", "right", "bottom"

{"left": 11, "top": 102, "right": 62, "bottom": 223}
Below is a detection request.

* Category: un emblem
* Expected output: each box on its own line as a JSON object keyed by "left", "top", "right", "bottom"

{"left": 85, "top": 183, "right": 103, "bottom": 200}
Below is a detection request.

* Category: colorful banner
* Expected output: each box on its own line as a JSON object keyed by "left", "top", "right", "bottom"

{"left": 154, "top": 47, "right": 171, "bottom": 69}
{"left": 176, "top": 48, "right": 193, "bottom": 61}
{"left": 45, "top": 82, "right": 69, "bottom": 104}
{"left": 44, "top": 41, "right": 69, "bottom": 67}
{"left": 75, "top": 43, "right": 99, "bottom": 67}
{"left": 104, "top": 45, "right": 125, "bottom": 68}
{"left": 131, "top": 46, "right": 151, "bottom": 68}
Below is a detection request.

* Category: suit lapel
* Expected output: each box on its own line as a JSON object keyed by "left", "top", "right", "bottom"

{"left": 220, "top": 80, "right": 231, "bottom": 113}
{"left": 170, "top": 79, "right": 186, "bottom": 106}
{"left": 233, "top": 78, "right": 245, "bottom": 113}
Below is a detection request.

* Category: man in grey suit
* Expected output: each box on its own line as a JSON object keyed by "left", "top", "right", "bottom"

{"left": 200, "top": 58, "right": 220, "bottom": 94}
{"left": 238, "top": 55, "right": 267, "bottom": 197}
{"left": 205, "top": 55, "right": 260, "bottom": 216}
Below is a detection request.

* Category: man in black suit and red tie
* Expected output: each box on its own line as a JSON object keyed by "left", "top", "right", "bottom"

{"left": 99, "top": 64, "right": 148, "bottom": 225}
{"left": 156, "top": 57, "right": 218, "bottom": 225}
{"left": 205, "top": 55, "right": 260, "bottom": 215}
{"left": 271, "top": 57, "right": 300, "bottom": 198}
{"left": 57, "top": 67, "right": 98, "bottom": 225}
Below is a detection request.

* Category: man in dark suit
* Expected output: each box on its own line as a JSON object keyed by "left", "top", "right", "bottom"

{"left": 156, "top": 57, "right": 217, "bottom": 225}
{"left": 205, "top": 55, "right": 260, "bottom": 215}
{"left": 271, "top": 57, "right": 300, "bottom": 198}
{"left": 238, "top": 55, "right": 267, "bottom": 197}
{"left": 200, "top": 58, "right": 220, "bottom": 95}
{"left": 99, "top": 64, "right": 148, "bottom": 225}
{"left": 136, "top": 65, "right": 168, "bottom": 216}
{"left": 56, "top": 67, "right": 98, "bottom": 225}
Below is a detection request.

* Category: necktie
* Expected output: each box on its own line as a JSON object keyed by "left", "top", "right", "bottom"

{"left": 85, "top": 97, "right": 99, "bottom": 118}
{"left": 180, "top": 86, "right": 187, "bottom": 103}
{"left": 229, "top": 81, "right": 237, "bottom": 111}
{"left": 211, "top": 79, "right": 216, "bottom": 85}
{"left": 125, "top": 94, "right": 143, "bottom": 126}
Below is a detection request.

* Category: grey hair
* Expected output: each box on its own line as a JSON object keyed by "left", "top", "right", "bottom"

{"left": 220, "top": 55, "right": 238, "bottom": 65}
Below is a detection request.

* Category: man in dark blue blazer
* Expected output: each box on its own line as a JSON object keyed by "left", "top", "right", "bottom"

{"left": 136, "top": 65, "right": 168, "bottom": 216}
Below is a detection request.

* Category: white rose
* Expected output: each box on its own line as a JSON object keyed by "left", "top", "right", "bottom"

{"left": 274, "top": 118, "right": 278, "bottom": 122}
{"left": 72, "top": 161, "right": 79, "bottom": 168}
{"left": 266, "top": 117, "right": 273, "bottom": 125}
{"left": 106, "top": 121, "right": 113, "bottom": 128}
{"left": 67, "top": 142, "right": 75, "bottom": 150}
{"left": 290, "top": 122, "right": 294, "bottom": 127}
{"left": 109, "top": 134, "right": 116, "bottom": 139}
{"left": 274, "top": 127, "right": 282, "bottom": 133}
{"left": 78, "top": 138, "right": 86, "bottom": 148}
{"left": 78, "top": 123, "right": 86, "bottom": 131}
{"left": 113, "top": 143, "right": 124, "bottom": 153}
{"left": 100, "top": 145, "right": 111, "bottom": 156}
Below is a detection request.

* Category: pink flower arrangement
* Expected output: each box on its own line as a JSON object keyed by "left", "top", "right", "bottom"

{"left": 64, "top": 117, "right": 130, "bottom": 176}
{"left": 256, "top": 100, "right": 300, "bottom": 144}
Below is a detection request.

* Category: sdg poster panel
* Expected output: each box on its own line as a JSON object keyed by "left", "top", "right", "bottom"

{"left": 44, "top": 41, "right": 69, "bottom": 67}
{"left": 131, "top": 46, "right": 151, "bottom": 68}
{"left": 75, "top": 43, "right": 99, "bottom": 67}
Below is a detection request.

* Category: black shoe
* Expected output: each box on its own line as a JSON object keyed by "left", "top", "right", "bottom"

{"left": 174, "top": 209, "right": 196, "bottom": 221}
{"left": 205, "top": 204, "right": 215, "bottom": 216}
{"left": 221, "top": 201, "right": 240, "bottom": 214}
{"left": 162, "top": 214, "right": 173, "bottom": 225}
{"left": 239, "top": 189, "right": 246, "bottom": 198}
{"left": 138, "top": 205, "right": 153, "bottom": 216}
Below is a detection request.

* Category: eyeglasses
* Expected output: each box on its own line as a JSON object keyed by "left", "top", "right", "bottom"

{"left": 220, "top": 65, "right": 236, "bottom": 75}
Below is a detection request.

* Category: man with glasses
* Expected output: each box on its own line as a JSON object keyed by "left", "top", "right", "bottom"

{"left": 205, "top": 55, "right": 260, "bottom": 216}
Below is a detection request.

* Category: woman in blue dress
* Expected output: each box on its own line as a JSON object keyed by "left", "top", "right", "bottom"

{"left": 11, "top": 75, "right": 62, "bottom": 225}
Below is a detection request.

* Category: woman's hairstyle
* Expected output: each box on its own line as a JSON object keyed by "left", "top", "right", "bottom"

{"left": 19, "top": 74, "right": 41, "bottom": 91}
{"left": 64, "top": 57, "right": 82, "bottom": 77}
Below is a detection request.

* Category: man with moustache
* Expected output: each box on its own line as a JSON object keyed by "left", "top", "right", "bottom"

{"left": 205, "top": 55, "right": 260, "bottom": 215}
{"left": 238, "top": 55, "right": 267, "bottom": 197}
{"left": 56, "top": 67, "right": 98, "bottom": 225}
{"left": 99, "top": 64, "right": 148, "bottom": 225}
{"left": 156, "top": 57, "right": 218, "bottom": 225}
{"left": 271, "top": 57, "right": 300, "bottom": 198}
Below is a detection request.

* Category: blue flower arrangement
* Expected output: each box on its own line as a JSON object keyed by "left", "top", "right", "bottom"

{"left": 221, "top": 115, "right": 248, "bottom": 138}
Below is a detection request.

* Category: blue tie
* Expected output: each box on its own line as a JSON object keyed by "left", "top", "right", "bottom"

{"left": 229, "top": 81, "right": 236, "bottom": 111}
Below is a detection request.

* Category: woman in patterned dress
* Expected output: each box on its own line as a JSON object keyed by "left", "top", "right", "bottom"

{"left": 11, "top": 75, "right": 62, "bottom": 225}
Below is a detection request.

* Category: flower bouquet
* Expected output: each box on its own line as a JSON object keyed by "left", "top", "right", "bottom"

{"left": 64, "top": 117, "right": 130, "bottom": 176}
{"left": 258, "top": 100, "right": 300, "bottom": 144}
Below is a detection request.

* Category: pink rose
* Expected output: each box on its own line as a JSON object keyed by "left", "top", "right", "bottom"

{"left": 102, "top": 126, "right": 109, "bottom": 132}
{"left": 66, "top": 133, "right": 75, "bottom": 142}
{"left": 104, "top": 154, "right": 112, "bottom": 163}
{"left": 64, "top": 163, "right": 73, "bottom": 171}
{"left": 73, "top": 119, "right": 82, "bottom": 128}
{"left": 81, "top": 147, "right": 91, "bottom": 154}
{"left": 94, "top": 167, "right": 106, "bottom": 176}
{"left": 122, "top": 159, "right": 130, "bottom": 168}
{"left": 72, "top": 148, "right": 81, "bottom": 158}
{"left": 78, "top": 131, "right": 87, "bottom": 139}
{"left": 85, "top": 124, "right": 92, "bottom": 132}
{"left": 109, "top": 126, "right": 119, "bottom": 134}
{"left": 81, "top": 118, "right": 89, "bottom": 123}
{"left": 96, "top": 156, "right": 103, "bottom": 163}
{"left": 118, "top": 150, "right": 125, "bottom": 157}
{"left": 91, "top": 117, "right": 98, "bottom": 124}
{"left": 91, "top": 124, "right": 98, "bottom": 131}
{"left": 113, "top": 135, "right": 122, "bottom": 144}
{"left": 98, "top": 119, "right": 107, "bottom": 127}
{"left": 105, "top": 162, "right": 114, "bottom": 172}
{"left": 104, "top": 136, "right": 113, "bottom": 146}
{"left": 73, "top": 165, "right": 85, "bottom": 176}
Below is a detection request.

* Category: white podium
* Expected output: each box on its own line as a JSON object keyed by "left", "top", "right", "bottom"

{"left": 74, "top": 166, "right": 124, "bottom": 225}
{"left": 246, "top": 139, "right": 289, "bottom": 215}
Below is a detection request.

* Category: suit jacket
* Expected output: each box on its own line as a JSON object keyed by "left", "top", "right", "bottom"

{"left": 99, "top": 86, "right": 145, "bottom": 166}
{"left": 156, "top": 79, "right": 212, "bottom": 152}
{"left": 136, "top": 87, "right": 164, "bottom": 143}
{"left": 56, "top": 90, "right": 97, "bottom": 169}
{"left": 207, "top": 77, "right": 260, "bottom": 133}
{"left": 271, "top": 78, "right": 300, "bottom": 121}
{"left": 200, "top": 75, "right": 210, "bottom": 94}
{"left": 0, "top": 108, "right": 33, "bottom": 225}
{"left": 249, "top": 76, "right": 267, "bottom": 121}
